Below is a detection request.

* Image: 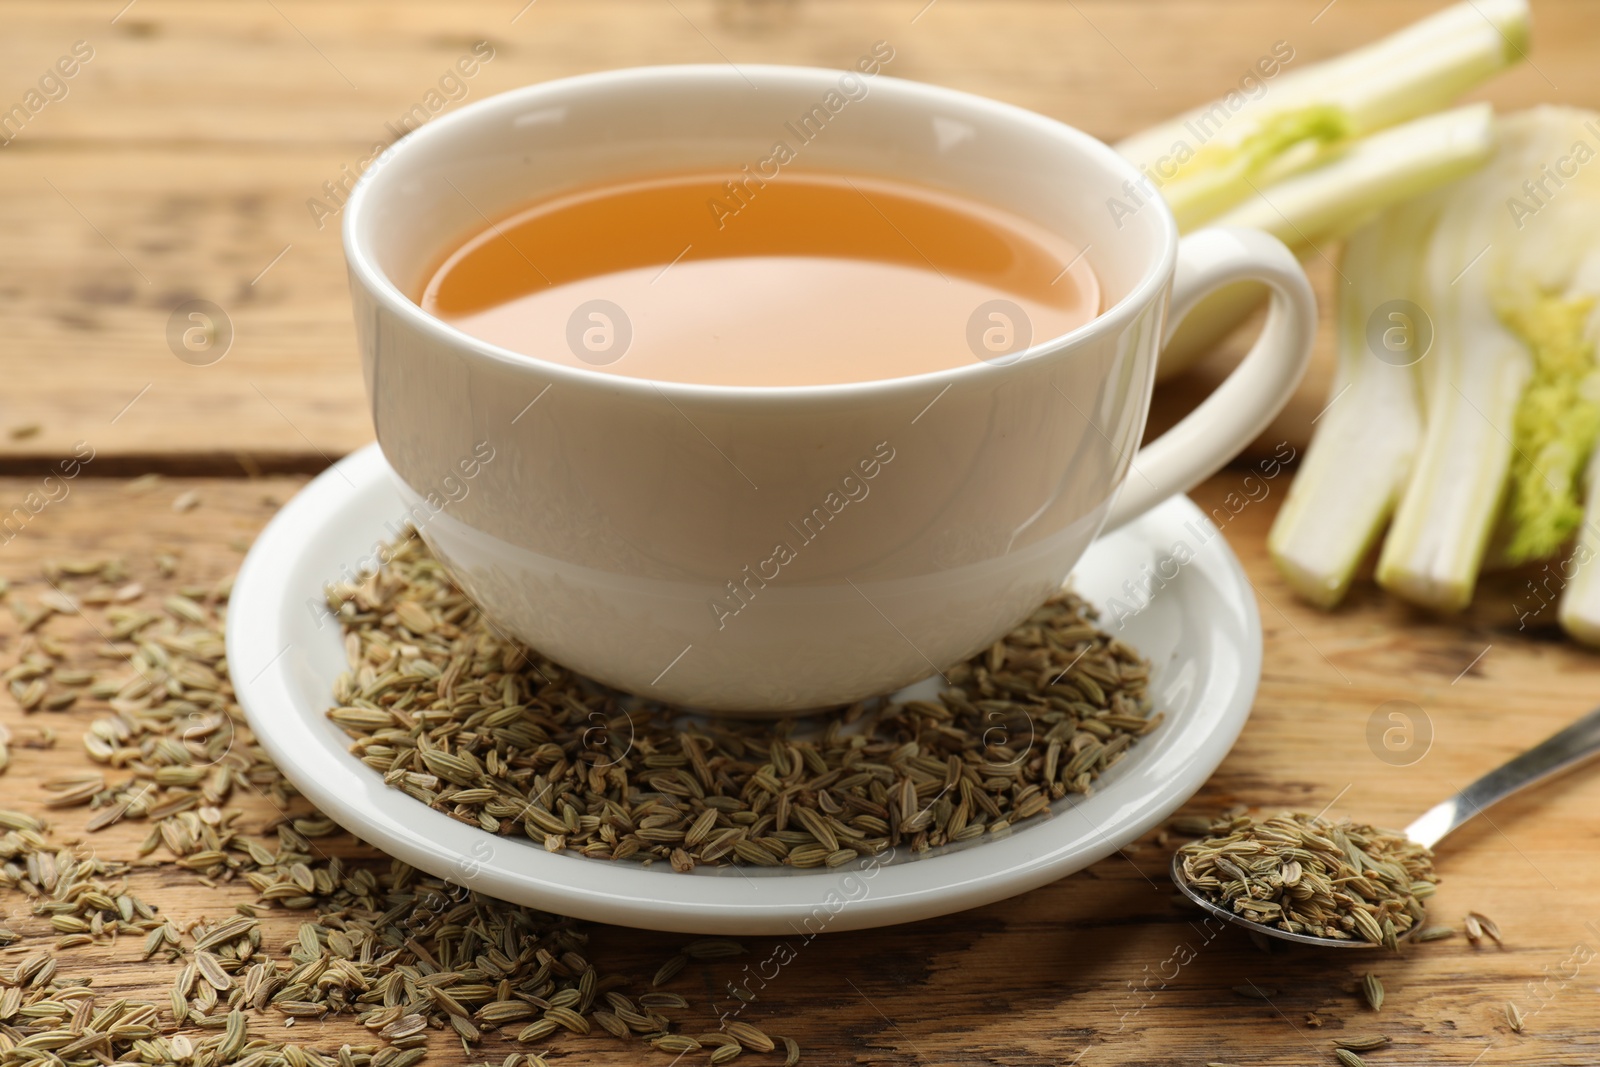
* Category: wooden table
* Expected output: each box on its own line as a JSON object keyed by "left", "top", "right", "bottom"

{"left": 3, "top": 2, "right": 1599, "bottom": 1065}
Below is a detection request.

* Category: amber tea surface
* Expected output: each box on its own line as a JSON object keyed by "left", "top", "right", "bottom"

{"left": 420, "top": 171, "right": 1099, "bottom": 386}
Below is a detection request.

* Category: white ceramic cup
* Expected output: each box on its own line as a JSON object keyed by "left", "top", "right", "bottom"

{"left": 343, "top": 64, "right": 1314, "bottom": 714}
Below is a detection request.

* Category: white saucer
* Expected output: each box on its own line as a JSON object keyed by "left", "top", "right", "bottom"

{"left": 228, "top": 444, "right": 1260, "bottom": 935}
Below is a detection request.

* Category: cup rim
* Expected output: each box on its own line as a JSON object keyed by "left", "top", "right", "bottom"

{"left": 342, "top": 63, "right": 1180, "bottom": 403}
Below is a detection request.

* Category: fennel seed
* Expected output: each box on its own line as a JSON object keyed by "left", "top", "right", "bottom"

{"left": 1174, "top": 811, "right": 1436, "bottom": 946}
{"left": 1468, "top": 910, "right": 1502, "bottom": 944}
{"left": 324, "top": 531, "right": 1161, "bottom": 871}
{"left": 0, "top": 541, "right": 787, "bottom": 1066}
{"left": 724, "top": 1020, "right": 776, "bottom": 1051}
{"left": 1361, "top": 973, "right": 1384, "bottom": 1012}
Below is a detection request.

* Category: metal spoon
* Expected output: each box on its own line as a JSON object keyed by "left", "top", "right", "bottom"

{"left": 1170, "top": 704, "right": 1600, "bottom": 949}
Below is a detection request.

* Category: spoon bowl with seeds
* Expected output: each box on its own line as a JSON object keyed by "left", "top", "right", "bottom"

{"left": 1170, "top": 704, "right": 1600, "bottom": 949}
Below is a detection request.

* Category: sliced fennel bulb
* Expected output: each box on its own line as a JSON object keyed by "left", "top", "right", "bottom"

{"left": 1114, "top": 0, "right": 1528, "bottom": 234}
{"left": 1159, "top": 106, "right": 1351, "bottom": 232}
{"left": 1266, "top": 198, "right": 1438, "bottom": 607}
{"left": 1499, "top": 294, "right": 1600, "bottom": 563}
{"left": 1371, "top": 108, "right": 1600, "bottom": 615}
{"left": 1560, "top": 445, "right": 1600, "bottom": 643}
{"left": 1212, "top": 104, "right": 1495, "bottom": 243}
{"left": 1126, "top": 0, "right": 1527, "bottom": 380}
{"left": 1252, "top": 0, "right": 1527, "bottom": 135}
{"left": 1161, "top": 105, "right": 1496, "bottom": 379}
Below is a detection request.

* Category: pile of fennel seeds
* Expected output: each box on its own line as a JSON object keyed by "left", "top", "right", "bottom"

{"left": 0, "top": 556, "right": 787, "bottom": 1066}
{"left": 323, "top": 532, "right": 1163, "bottom": 872}
{"left": 1174, "top": 810, "right": 1438, "bottom": 947}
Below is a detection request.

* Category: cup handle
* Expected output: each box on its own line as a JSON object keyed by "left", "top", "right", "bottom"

{"left": 1102, "top": 226, "right": 1316, "bottom": 533}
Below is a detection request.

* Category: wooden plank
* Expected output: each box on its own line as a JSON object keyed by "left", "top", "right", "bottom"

{"left": 0, "top": 471, "right": 1597, "bottom": 1063}
{"left": 2, "top": 0, "right": 1598, "bottom": 463}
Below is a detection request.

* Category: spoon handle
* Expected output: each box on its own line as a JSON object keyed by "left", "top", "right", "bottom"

{"left": 1405, "top": 704, "right": 1600, "bottom": 849}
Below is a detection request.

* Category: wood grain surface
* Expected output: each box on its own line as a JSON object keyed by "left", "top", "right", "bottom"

{"left": 2, "top": 0, "right": 1598, "bottom": 466}
{"left": 5, "top": 2, "right": 1600, "bottom": 1064}
{"left": 2, "top": 474, "right": 1599, "bottom": 1066}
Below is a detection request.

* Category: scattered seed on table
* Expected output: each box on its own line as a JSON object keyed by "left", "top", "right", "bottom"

{"left": 0, "top": 548, "right": 742, "bottom": 1066}
{"left": 654, "top": 955, "right": 689, "bottom": 986}
{"left": 724, "top": 1021, "right": 775, "bottom": 1052}
{"left": 1361, "top": 973, "right": 1384, "bottom": 1012}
